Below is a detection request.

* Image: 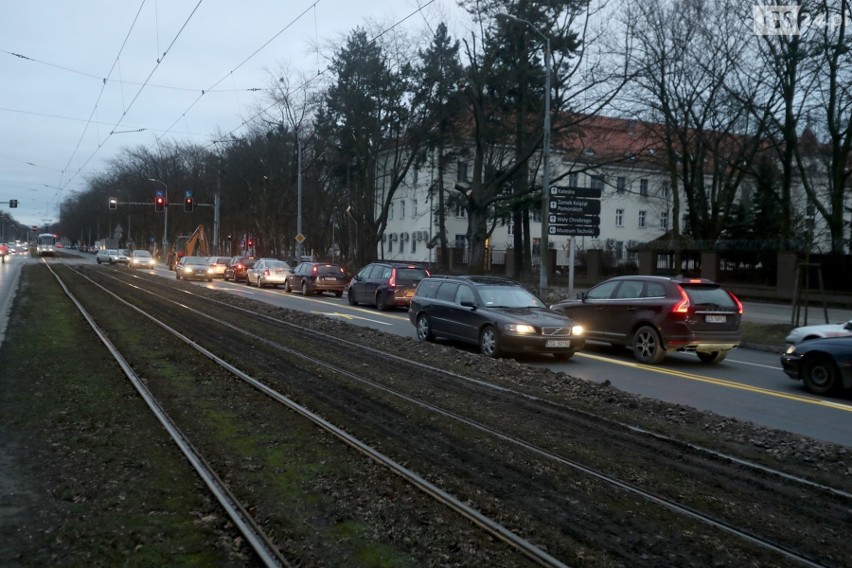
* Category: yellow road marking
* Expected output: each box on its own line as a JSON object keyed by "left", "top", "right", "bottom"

{"left": 577, "top": 352, "right": 852, "bottom": 412}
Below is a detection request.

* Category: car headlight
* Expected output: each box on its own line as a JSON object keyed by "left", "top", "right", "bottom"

{"left": 785, "top": 344, "right": 797, "bottom": 354}
{"left": 207, "top": 268, "right": 214, "bottom": 274}
{"left": 571, "top": 325, "right": 584, "bottom": 336}
{"left": 504, "top": 324, "right": 535, "bottom": 334}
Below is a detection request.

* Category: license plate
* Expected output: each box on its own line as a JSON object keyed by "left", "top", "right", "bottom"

{"left": 546, "top": 340, "right": 572, "bottom": 348}
{"left": 705, "top": 315, "right": 726, "bottom": 323}
{"left": 405, "top": 291, "right": 414, "bottom": 297}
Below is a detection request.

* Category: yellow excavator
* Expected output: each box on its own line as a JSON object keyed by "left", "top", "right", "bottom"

{"left": 168, "top": 225, "right": 209, "bottom": 269}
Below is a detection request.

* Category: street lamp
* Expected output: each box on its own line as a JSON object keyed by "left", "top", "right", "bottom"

{"left": 497, "top": 12, "right": 552, "bottom": 297}
{"left": 147, "top": 178, "right": 168, "bottom": 258}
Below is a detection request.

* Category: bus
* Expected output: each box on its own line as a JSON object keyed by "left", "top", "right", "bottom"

{"left": 36, "top": 233, "right": 57, "bottom": 256}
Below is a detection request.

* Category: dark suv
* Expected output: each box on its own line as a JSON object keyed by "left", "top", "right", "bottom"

{"left": 346, "top": 261, "right": 429, "bottom": 310}
{"left": 550, "top": 275, "right": 742, "bottom": 364}
{"left": 409, "top": 275, "right": 585, "bottom": 360}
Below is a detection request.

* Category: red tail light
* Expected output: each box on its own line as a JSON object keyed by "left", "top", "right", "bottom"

{"left": 729, "top": 291, "right": 743, "bottom": 315}
{"left": 263, "top": 269, "right": 270, "bottom": 276}
{"left": 672, "top": 285, "right": 690, "bottom": 313}
{"left": 389, "top": 269, "right": 396, "bottom": 288}
{"left": 312, "top": 265, "right": 317, "bottom": 275}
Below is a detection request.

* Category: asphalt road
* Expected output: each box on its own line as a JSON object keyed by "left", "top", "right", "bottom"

{"left": 4, "top": 253, "right": 851, "bottom": 447}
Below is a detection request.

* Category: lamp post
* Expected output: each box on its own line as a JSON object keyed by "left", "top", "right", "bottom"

{"left": 200, "top": 161, "right": 222, "bottom": 255}
{"left": 345, "top": 205, "right": 358, "bottom": 261}
{"left": 497, "top": 13, "right": 552, "bottom": 297}
{"left": 295, "top": 132, "right": 304, "bottom": 261}
{"left": 147, "top": 178, "right": 168, "bottom": 258}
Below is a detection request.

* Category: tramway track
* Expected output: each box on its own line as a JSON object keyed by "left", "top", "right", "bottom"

{"left": 49, "top": 268, "right": 559, "bottom": 566}
{"left": 66, "top": 264, "right": 851, "bottom": 567}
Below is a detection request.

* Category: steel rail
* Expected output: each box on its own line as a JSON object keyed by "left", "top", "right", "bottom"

{"left": 65, "top": 265, "right": 568, "bottom": 567}
{"left": 85, "top": 267, "right": 840, "bottom": 568}
{"left": 43, "top": 263, "right": 290, "bottom": 568}
{"left": 115, "top": 267, "right": 852, "bottom": 501}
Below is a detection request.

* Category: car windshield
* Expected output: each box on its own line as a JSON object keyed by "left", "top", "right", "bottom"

{"left": 683, "top": 285, "right": 735, "bottom": 308}
{"left": 395, "top": 267, "right": 427, "bottom": 282}
{"left": 478, "top": 286, "right": 546, "bottom": 309}
{"left": 265, "top": 261, "right": 287, "bottom": 269}
{"left": 318, "top": 265, "right": 344, "bottom": 275}
{"left": 133, "top": 251, "right": 151, "bottom": 257}
{"left": 184, "top": 257, "right": 208, "bottom": 265}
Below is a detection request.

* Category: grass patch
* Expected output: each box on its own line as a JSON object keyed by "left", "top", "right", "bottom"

{"left": 740, "top": 321, "right": 790, "bottom": 348}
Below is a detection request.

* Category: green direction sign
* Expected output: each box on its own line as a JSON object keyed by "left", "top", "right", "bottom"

{"left": 550, "top": 186, "right": 602, "bottom": 199}
{"left": 549, "top": 224, "right": 601, "bottom": 237}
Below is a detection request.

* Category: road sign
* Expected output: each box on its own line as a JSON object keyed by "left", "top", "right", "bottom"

{"left": 295, "top": 233, "right": 306, "bottom": 244}
{"left": 548, "top": 214, "right": 600, "bottom": 226}
{"left": 549, "top": 198, "right": 600, "bottom": 215}
{"left": 550, "top": 186, "right": 602, "bottom": 199}
{"left": 549, "top": 225, "right": 601, "bottom": 237}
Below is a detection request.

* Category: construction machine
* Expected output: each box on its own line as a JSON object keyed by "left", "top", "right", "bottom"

{"left": 168, "top": 225, "right": 209, "bottom": 269}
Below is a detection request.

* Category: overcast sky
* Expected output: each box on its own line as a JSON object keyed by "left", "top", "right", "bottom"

{"left": 0, "top": 0, "right": 468, "bottom": 230}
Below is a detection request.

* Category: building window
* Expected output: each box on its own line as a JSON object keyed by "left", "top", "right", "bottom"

{"left": 532, "top": 208, "right": 540, "bottom": 223}
{"left": 411, "top": 235, "right": 417, "bottom": 254}
{"left": 454, "top": 234, "right": 466, "bottom": 248}
{"left": 660, "top": 211, "right": 669, "bottom": 230}
{"left": 412, "top": 167, "right": 418, "bottom": 184}
{"left": 615, "top": 241, "right": 624, "bottom": 261}
{"left": 388, "top": 202, "right": 394, "bottom": 220}
{"left": 682, "top": 214, "right": 690, "bottom": 233}
{"left": 399, "top": 235, "right": 405, "bottom": 253}
{"left": 639, "top": 178, "right": 649, "bottom": 197}
{"left": 638, "top": 210, "right": 647, "bottom": 227}
{"left": 412, "top": 198, "right": 418, "bottom": 218}
{"left": 615, "top": 208, "right": 624, "bottom": 227}
{"left": 590, "top": 174, "right": 605, "bottom": 191}
{"left": 661, "top": 180, "right": 670, "bottom": 198}
{"left": 400, "top": 200, "right": 406, "bottom": 219}
{"left": 457, "top": 161, "right": 468, "bottom": 182}
{"left": 617, "top": 176, "right": 626, "bottom": 193}
{"left": 568, "top": 172, "right": 579, "bottom": 187}
{"left": 455, "top": 202, "right": 466, "bottom": 217}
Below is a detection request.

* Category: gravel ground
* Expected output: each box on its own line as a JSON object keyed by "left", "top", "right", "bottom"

{"left": 1, "top": 263, "right": 850, "bottom": 567}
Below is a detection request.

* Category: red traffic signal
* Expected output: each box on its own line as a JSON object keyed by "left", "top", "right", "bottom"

{"left": 247, "top": 238, "right": 254, "bottom": 247}
{"left": 184, "top": 197, "right": 194, "bottom": 212}
{"left": 154, "top": 196, "right": 165, "bottom": 211}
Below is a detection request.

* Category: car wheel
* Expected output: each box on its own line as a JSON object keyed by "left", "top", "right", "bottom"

{"left": 207, "top": 277, "right": 213, "bottom": 282}
{"left": 348, "top": 289, "right": 357, "bottom": 305}
{"left": 802, "top": 355, "right": 841, "bottom": 395}
{"left": 480, "top": 325, "right": 501, "bottom": 358}
{"left": 416, "top": 314, "right": 435, "bottom": 342}
{"left": 175, "top": 272, "right": 180, "bottom": 280}
{"left": 335, "top": 290, "right": 343, "bottom": 298}
{"left": 375, "top": 294, "right": 387, "bottom": 311}
{"left": 553, "top": 351, "right": 575, "bottom": 361}
{"left": 632, "top": 325, "right": 666, "bottom": 364}
{"left": 697, "top": 351, "right": 727, "bottom": 364}
{"left": 284, "top": 280, "right": 291, "bottom": 293}
{"left": 301, "top": 282, "right": 308, "bottom": 296}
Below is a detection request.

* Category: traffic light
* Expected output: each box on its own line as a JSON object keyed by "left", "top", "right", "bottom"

{"left": 184, "top": 197, "right": 194, "bottom": 212}
{"left": 9, "top": 199, "right": 17, "bottom": 208}
{"left": 109, "top": 197, "right": 117, "bottom": 209}
{"left": 247, "top": 238, "right": 254, "bottom": 247}
{"left": 155, "top": 196, "right": 165, "bottom": 211}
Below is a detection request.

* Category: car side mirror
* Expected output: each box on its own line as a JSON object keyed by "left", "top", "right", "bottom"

{"left": 460, "top": 300, "right": 476, "bottom": 309}
{"left": 577, "top": 291, "right": 587, "bottom": 301}
{"left": 845, "top": 321, "right": 852, "bottom": 331}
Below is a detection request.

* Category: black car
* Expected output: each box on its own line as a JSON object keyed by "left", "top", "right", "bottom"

{"left": 284, "top": 262, "right": 347, "bottom": 296}
{"left": 551, "top": 275, "right": 742, "bottom": 364}
{"left": 347, "top": 261, "right": 429, "bottom": 310}
{"left": 781, "top": 336, "right": 852, "bottom": 395}
{"left": 409, "top": 275, "right": 585, "bottom": 360}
